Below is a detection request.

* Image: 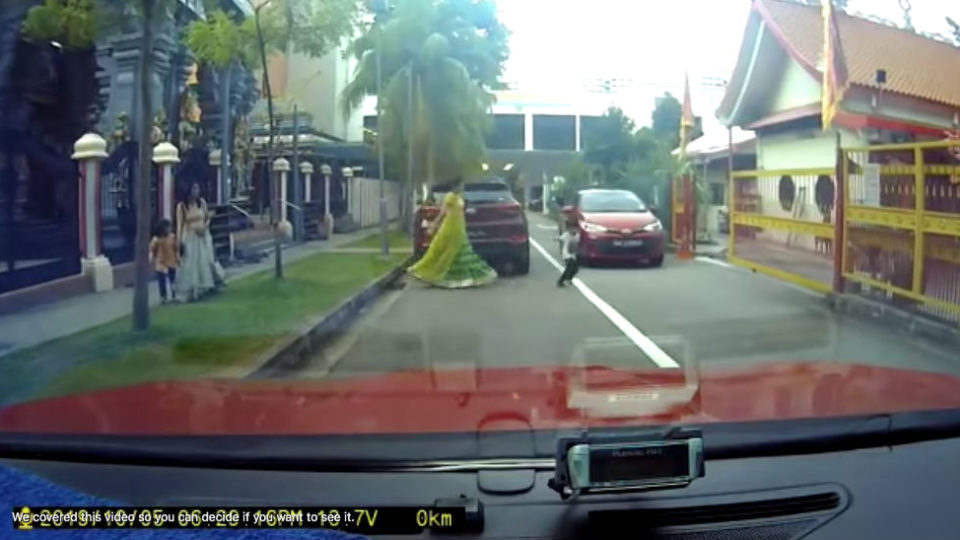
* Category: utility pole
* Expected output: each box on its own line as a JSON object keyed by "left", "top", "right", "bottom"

{"left": 406, "top": 64, "right": 414, "bottom": 234}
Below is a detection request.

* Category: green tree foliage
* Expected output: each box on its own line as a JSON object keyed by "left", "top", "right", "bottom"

{"left": 184, "top": 0, "right": 361, "bottom": 279}
{"left": 948, "top": 17, "right": 960, "bottom": 46}
{"left": 561, "top": 94, "right": 712, "bottom": 211}
{"left": 21, "top": 0, "right": 101, "bottom": 49}
{"left": 341, "top": 0, "right": 509, "bottom": 187}
{"left": 21, "top": 0, "right": 172, "bottom": 330}
{"left": 184, "top": 0, "right": 360, "bottom": 71}
{"left": 582, "top": 107, "right": 636, "bottom": 183}
{"left": 650, "top": 92, "right": 702, "bottom": 150}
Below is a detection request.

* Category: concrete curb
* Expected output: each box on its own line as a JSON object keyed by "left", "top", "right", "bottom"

{"left": 828, "top": 292, "right": 960, "bottom": 345}
{"left": 244, "top": 256, "right": 413, "bottom": 378}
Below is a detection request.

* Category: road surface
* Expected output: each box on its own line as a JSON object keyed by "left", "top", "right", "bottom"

{"left": 298, "top": 212, "right": 960, "bottom": 380}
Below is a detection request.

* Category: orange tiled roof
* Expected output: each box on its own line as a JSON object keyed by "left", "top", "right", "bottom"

{"left": 758, "top": 0, "right": 960, "bottom": 109}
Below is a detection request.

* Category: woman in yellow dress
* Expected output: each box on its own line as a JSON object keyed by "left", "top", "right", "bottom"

{"left": 408, "top": 181, "right": 498, "bottom": 288}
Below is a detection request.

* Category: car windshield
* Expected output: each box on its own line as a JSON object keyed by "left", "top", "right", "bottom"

{"left": 3, "top": 0, "right": 960, "bottom": 469}
{"left": 580, "top": 191, "right": 648, "bottom": 213}
{"left": 432, "top": 181, "right": 516, "bottom": 204}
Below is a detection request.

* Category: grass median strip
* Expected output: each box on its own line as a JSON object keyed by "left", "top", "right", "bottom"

{"left": 0, "top": 252, "right": 405, "bottom": 405}
{"left": 340, "top": 229, "right": 412, "bottom": 250}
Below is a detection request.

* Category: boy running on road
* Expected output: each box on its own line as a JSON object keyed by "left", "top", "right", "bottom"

{"left": 557, "top": 219, "right": 580, "bottom": 287}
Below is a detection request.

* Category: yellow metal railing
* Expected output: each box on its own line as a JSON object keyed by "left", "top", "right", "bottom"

{"left": 842, "top": 140, "right": 960, "bottom": 321}
{"left": 728, "top": 167, "right": 837, "bottom": 293}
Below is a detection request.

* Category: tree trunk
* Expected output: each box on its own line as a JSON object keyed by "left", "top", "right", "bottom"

{"left": 254, "top": 8, "right": 281, "bottom": 279}
{"left": 426, "top": 134, "right": 435, "bottom": 187}
{"left": 132, "top": 0, "right": 156, "bottom": 331}
{"left": 403, "top": 66, "right": 415, "bottom": 234}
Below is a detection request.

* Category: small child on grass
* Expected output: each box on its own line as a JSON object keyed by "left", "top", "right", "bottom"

{"left": 149, "top": 218, "right": 179, "bottom": 303}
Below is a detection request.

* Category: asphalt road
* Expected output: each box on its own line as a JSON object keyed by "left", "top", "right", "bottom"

{"left": 300, "top": 212, "right": 960, "bottom": 380}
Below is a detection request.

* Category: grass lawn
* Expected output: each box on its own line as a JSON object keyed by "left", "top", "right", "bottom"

{"left": 340, "top": 228, "right": 412, "bottom": 250}
{"left": 0, "top": 252, "right": 405, "bottom": 405}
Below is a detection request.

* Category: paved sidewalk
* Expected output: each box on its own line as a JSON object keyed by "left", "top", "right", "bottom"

{"left": 0, "top": 227, "right": 400, "bottom": 358}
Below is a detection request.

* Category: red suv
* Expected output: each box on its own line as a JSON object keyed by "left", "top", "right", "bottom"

{"left": 562, "top": 188, "right": 665, "bottom": 267}
{"left": 414, "top": 179, "right": 530, "bottom": 275}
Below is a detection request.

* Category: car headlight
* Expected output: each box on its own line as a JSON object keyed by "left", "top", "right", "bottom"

{"left": 581, "top": 222, "right": 608, "bottom": 234}
{"left": 642, "top": 220, "right": 663, "bottom": 232}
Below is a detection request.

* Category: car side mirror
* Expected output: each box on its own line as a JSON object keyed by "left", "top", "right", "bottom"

{"left": 649, "top": 205, "right": 659, "bottom": 216}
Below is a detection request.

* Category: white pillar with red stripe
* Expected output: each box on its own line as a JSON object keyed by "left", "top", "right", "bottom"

{"left": 152, "top": 142, "right": 180, "bottom": 222}
{"left": 273, "top": 157, "right": 293, "bottom": 240}
{"left": 300, "top": 161, "right": 314, "bottom": 203}
{"left": 71, "top": 133, "right": 113, "bottom": 292}
{"left": 321, "top": 163, "right": 333, "bottom": 239}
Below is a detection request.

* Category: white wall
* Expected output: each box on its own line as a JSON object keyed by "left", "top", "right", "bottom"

{"left": 768, "top": 59, "right": 820, "bottom": 112}
{"left": 286, "top": 46, "right": 362, "bottom": 142}
{"left": 750, "top": 129, "right": 866, "bottom": 250}
{"left": 349, "top": 178, "right": 401, "bottom": 227}
{"left": 757, "top": 128, "right": 865, "bottom": 170}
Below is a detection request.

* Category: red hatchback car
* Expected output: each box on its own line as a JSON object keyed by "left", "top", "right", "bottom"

{"left": 563, "top": 188, "right": 665, "bottom": 267}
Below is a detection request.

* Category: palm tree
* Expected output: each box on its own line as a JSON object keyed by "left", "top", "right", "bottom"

{"left": 341, "top": 0, "right": 507, "bottom": 228}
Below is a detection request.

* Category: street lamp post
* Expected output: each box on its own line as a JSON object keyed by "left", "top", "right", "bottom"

{"left": 369, "top": 1, "right": 390, "bottom": 256}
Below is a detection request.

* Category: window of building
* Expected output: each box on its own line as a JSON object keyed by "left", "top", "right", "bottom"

{"left": 533, "top": 115, "right": 575, "bottom": 151}
{"left": 710, "top": 183, "right": 726, "bottom": 206}
{"left": 485, "top": 114, "right": 524, "bottom": 150}
{"left": 579, "top": 115, "right": 603, "bottom": 150}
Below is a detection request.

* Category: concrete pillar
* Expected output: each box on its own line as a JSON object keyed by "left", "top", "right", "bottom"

{"left": 273, "top": 157, "right": 292, "bottom": 240}
{"left": 71, "top": 133, "right": 113, "bottom": 292}
{"left": 543, "top": 179, "right": 551, "bottom": 215}
{"left": 343, "top": 166, "right": 354, "bottom": 218}
{"left": 575, "top": 114, "right": 582, "bottom": 151}
{"left": 208, "top": 149, "right": 223, "bottom": 204}
{"left": 321, "top": 163, "right": 333, "bottom": 238}
{"left": 152, "top": 142, "right": 180, "bottom": 221}
{"left": 300, "top": 161, "right": 314, "bottom": 203}
{"left": 524, "top": 112, "right": 534, "bottom": 151}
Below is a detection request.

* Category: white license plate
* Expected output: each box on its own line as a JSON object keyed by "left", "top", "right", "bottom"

{"left": 613, "top": 239, "right": 644, "bottom": 247}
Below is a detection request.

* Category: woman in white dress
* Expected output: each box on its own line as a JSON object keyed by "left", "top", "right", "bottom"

{"left": 176, "top": 183, "right": 220, "bottom": 301}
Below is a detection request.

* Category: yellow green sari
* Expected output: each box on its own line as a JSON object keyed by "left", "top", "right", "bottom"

{"left": 408, "top": 191, "right": 498, "bottom": 288}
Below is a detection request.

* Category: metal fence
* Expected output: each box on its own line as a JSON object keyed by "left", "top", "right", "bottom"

{"left": 841, "top": 140, "right": 960, "bottom": 324}
{"left": 728, "top": 168, "right": 838, "bottom": 293}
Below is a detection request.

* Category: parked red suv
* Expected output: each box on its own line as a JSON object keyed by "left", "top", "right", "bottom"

{"left": 562, "top": 188, "right": 665, "bottom": 267}
{"left": 414, "top": 179, "right": 530, "bottom": 274}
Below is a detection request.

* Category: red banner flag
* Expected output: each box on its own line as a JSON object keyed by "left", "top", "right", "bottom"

{"left": 679, "top": 73, "right": 694, "bottom": 159}
{"left": 821, "top": 0, "right": 850, "bottom": 130}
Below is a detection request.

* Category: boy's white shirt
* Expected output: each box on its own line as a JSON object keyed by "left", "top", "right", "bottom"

{"left": 559, "top": 231, "right": 579, "bottom": 261}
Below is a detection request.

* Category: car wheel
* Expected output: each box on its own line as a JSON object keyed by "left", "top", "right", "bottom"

{"left": 515, "top": 244, "right": 530, "bottom": 275}
{"left": 649, "top": 255, "right": 664, "bottom": 267}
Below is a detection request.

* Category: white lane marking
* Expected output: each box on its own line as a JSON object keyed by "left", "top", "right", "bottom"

{"left": 696, "top": 256, "right": 732, "bottom": 268}
{"left": 529, "top": 238, "right": 681, "bottom": 369}
{"left": 696, "top": 255, "right": 824, "bottom": 299}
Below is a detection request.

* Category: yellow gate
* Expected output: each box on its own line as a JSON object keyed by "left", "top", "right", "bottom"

{"left": 728, "top": 168, "right": 838, "bottom": 293}
{"left": 841, "top": 140, "right": 960, "bottom": 323}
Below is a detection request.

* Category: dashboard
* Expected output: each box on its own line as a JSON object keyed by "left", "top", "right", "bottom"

{"left": 5, "top": 434, "right": 960, "bottom": 539}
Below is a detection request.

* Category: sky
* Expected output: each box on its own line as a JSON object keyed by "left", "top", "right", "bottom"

{"left": 496, "top": 0, "right": 960, "bottom": 134}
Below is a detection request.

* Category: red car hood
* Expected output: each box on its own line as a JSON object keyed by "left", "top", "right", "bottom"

{"left": 2, "top": 362, "right": 960, "bottom": 436}
{"left": 581, "top": 211, "right": 657, "bottom": 230}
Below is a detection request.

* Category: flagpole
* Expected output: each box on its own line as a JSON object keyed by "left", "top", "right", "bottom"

{"left": 676, "top": 72, "right": 695, "bottom": 259}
